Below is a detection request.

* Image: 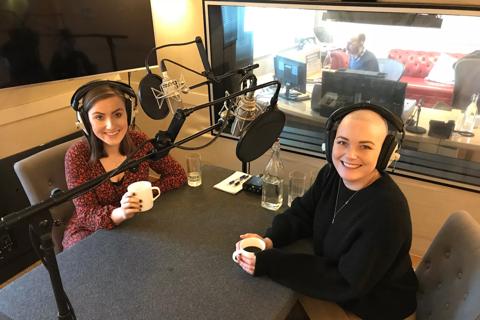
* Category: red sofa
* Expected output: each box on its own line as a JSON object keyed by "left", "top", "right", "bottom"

{"left": 388, "top": 49, "right": 464, "bottom": 107}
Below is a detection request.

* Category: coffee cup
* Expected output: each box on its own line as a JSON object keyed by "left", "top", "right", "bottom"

{"left": 127, "top": 181, "right": 161, "bottom": 212}
{"left": 232, "top": 237, "right": 266, "bottom": 263}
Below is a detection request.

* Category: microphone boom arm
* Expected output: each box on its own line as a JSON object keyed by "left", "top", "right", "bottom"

{"left": 0, "top": 119, "right": 223, "bottom": 320}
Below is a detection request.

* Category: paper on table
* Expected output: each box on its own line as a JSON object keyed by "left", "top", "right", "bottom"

{"left": 213, "top": 171, "right": 251, "bottom": 195}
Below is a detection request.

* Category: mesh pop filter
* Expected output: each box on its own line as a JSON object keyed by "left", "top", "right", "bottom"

{"left": 236, "top": 109, "right": 286, "bottom": 163}
{"left": 138, "top": 73, "right": 170, "bottom": 120}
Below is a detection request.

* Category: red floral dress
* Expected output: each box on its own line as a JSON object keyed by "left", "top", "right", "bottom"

{"left": 62, "top": 131, "right": 186, "bottom": 249}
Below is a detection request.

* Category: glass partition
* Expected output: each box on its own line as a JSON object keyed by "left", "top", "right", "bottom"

{"left": 204, "top": 1, "right": 480, "bottom": 191}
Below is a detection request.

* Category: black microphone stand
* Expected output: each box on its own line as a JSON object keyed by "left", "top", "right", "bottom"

{"left": 0, "top": 120, "right": 224, "bottom": 320}
{"left": 405, "top": 100, "right": 427, "bottom": 134}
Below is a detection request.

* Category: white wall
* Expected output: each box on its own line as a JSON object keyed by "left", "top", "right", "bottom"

{"left": 0, "top": 0, "right": 478, "bottom": 256}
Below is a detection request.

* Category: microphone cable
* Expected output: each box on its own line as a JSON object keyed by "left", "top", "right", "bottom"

{"left": 175, "top": 100, "right": 232, "bottom": 151}
{"left": 145, "top": 39, "right": 197, "bottom": 74}
{"left": 161, "top": 58, "right": 207, "bottom": 79}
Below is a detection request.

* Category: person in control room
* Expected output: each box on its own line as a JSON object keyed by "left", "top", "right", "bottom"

{"left": 234, "top": 104, "right": 418, "bottom": 320}
{"left": 62, "top": 81, "right": 186, "bottom": 249}
{"left": 347, "top": 33, "right": 379, "bottom": 72}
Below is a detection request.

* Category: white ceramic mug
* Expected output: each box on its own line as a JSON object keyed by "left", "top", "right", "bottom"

{"left": 127, "top": 181, "right": 160, "bottom": 212}
{"left": 232, "top": 237, "right": 266, "bottom": 263}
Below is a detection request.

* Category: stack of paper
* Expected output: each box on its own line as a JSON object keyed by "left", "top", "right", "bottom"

{"left": 213, "top": 171, "right": 251, "bottom": 195}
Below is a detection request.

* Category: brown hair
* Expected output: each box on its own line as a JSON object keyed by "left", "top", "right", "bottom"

{"left": 80, "top": 84, "right": 136, "bottom": 163}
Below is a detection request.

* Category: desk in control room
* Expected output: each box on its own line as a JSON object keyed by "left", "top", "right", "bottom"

{"left": 276, "top": 97, "right": 480, "bottom": 160}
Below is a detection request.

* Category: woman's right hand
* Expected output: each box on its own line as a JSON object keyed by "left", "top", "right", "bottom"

{"left": 111, "top": 191, "right": 142, "bottom": 225}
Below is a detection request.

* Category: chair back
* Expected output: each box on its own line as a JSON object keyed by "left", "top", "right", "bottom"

{"left": 415, "top": 210, "right": 480, "bottom": 320}
{"left": 452, "top": 58, "right": 480, "bottom": 110}
{"left": 327, "top": 50, "right": 349, "bottom": 70}
{"left": 378, "top": 58, "right": 405, "bottom": 81}
{"left": 14, "top": 138, "right": 80, "bottom": 253}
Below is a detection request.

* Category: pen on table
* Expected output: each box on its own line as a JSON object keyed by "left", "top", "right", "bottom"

{"left": 229, "top": 174, "right": 249, "bottom": 186}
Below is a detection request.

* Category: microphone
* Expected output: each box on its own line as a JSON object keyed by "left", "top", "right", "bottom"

{"left": 138, "top": 69, "right": 187, "bottom": 120}
{"left": 195, "top": 36, "right": 214, "bottom": 81}
{"left": 159, "top": 71, "right": 187, "bottom": 114}
{"left": 230, "top": 93, "right": 262, "bottom": 137}
{"left": 405, "top": 99, "right": 427, "bottom": 134}
{"left": 230, "top": 75, "right": 262, "bottom": 137}
{"left": 139, "top": 38, "right": 199, "bottom": 120}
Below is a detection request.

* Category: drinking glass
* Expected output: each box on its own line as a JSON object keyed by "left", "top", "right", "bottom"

{"left": 186, "top": 153, "right": 202, "bottom": 187}
{"left": 288, "top": 170, "right": 307, "bottom": 207}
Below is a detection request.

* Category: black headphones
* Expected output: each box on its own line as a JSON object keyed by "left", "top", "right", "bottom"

{"left": 71, "top": 80, "right": 137, "bottom": 135}
{"left": 325, "top": 102, "right": 404, "bottom": 171}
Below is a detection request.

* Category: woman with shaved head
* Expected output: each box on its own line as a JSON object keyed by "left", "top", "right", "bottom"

{"left": 234, "top": 104, "right": 417, "bottom": 320}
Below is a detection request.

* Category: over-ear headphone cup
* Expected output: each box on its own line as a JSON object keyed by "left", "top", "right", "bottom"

{"left": 125, "top": 99, "right": 133, "bottom": 126}
{"left": 76, "top": 111, "right": 91, "bottom": 135}
{"left": 325, "top": 128, "right": 335, "bottom": 163}
{"left": 377, "top": 134, "right": 397, "bottom": 170}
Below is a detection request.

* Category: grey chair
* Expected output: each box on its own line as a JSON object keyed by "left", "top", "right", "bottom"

{"left": 14, "top": 138, "right": 80, "bottom": 253}
{"left": 378, "top": 58, "right": 405, "bottom": 81}
{"left": 452, "top": 58, "right": 480, "bottom": 110}
{"left": 415, "top": 210, "right": 480, "bottom": 320}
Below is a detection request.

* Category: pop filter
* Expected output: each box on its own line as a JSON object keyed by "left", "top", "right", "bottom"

{"left": 138, "top": 73, "right": 170, "bottom": 120}
{"left": 236, "top": 109, "right": 286, "bottom": 163}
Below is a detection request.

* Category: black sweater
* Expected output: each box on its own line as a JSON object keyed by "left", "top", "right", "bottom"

{"left": 255, "top": 164, "right": 418, "bottom": 320}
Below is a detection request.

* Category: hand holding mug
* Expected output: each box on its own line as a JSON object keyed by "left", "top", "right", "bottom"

{"left": 111, "top": 191, "right": 141, "bottom": 225}
{"left": 233, "top": 236, "right": 269, "bottom": 275}
{"left": 127, "top": 181, "right": 161, "bottom": 212}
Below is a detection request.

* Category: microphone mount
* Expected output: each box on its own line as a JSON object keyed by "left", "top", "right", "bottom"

{"left": 150, "top": 79, "right": 281, "bottom": 156}
{"left": 140, "top": 35, "right": 260, "bottom": 120}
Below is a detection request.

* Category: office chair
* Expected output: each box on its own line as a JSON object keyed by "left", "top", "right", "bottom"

{"left": 415, "top": 210, "right": 480, "bottom": 320}
{"left": 14, "top": 138, "right": 80, "bottom": 253}
{"left": 378, "top": 58, "right": 405, "bottom": 81}
{"left": 325, "top": 50, "right": 348, "bottom": 70}
{"left": 452, "top": 58, "right": 480, "bottom": 110}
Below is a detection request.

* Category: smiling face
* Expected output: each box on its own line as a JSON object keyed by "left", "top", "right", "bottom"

{"left": 332, "top": 110, "right": 388, "bottom": 190}
{"left": 87, "top": 95, "right": 128, "bottom": 151}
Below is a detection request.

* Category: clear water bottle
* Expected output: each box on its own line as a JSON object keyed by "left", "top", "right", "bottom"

{"left": 460, "top": 93, "right": 478, "bottom": 133}
{"left": 261, "top": 139, "right": 284, "bottom": 211}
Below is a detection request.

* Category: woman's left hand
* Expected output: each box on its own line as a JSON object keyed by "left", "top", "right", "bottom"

{"left": 237, "top": 251, "right": 256, "bottom": 275}
{"left": 235, "top": 233, "right": 273, "bottom": 275}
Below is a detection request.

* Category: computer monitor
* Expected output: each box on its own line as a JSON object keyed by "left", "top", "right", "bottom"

{"left": 274, "top": 55, "right": 307, "bottom": 101}
{"left": 317, "top": 70, "right": 407, "bottom": 117}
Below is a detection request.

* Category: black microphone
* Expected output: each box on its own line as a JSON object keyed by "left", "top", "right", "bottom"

{"left": 166, "top": 109, "right": 187, "bottom": 143}
{"left": 405, "top": 99, "right": 427, "bottom": 134}
{"left": 195, "top": 36, "right": 214, "bottom": 80}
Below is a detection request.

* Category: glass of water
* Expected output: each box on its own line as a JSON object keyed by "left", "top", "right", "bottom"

{"left": 288, "top": 170, "right": 306, "bottom": 207}
{"left": 186, "top": 153, "right": 202, "bottom": 187}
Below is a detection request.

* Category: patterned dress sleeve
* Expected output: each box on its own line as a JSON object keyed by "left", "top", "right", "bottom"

{"left": 64, "top": 141, "right": 116, "bottom": 232}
